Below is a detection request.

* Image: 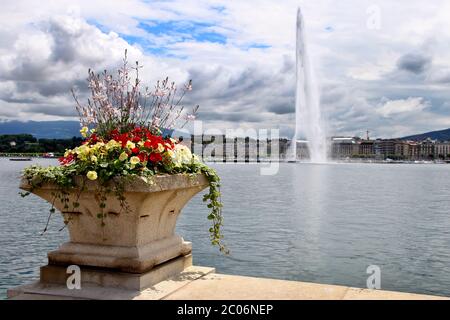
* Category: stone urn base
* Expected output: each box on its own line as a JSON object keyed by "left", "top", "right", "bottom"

{"left": 8, "top": 173, "right": 212, "bottom": 297}
{"left": 47, "top": 234, "right": 192, "bottom": 273}
{"left": 41, "top": 254, "right": 194, "bottom": 291}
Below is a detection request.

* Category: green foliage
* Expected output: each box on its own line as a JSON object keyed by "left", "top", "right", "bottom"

{"left": 0, "top": 134, "right": 83, "bottom": 154}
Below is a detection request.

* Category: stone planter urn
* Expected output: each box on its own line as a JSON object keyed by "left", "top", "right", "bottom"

{"left": 17, "top": 173, "right": 210, "bottom": 292}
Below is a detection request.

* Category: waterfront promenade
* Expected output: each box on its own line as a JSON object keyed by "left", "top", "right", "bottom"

{"left": 8, "top": 266, "right": 448, "bottom": 300}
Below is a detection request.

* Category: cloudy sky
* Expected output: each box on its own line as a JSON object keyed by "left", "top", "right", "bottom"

{"left": 1, "top": 0, "right": 450, "bottom": 138}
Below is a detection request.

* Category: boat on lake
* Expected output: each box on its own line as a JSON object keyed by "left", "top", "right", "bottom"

{"left": 42, "top": 152, "right": 56, "bottom": 158}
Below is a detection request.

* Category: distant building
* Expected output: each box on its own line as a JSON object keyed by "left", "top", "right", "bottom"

{"left": 420, "top": 139, "right": 435, "bottom": 159}
{"left": 435, "top": 141, "right": 450, "bottom": 159}
{"left": 394, "top": 140, "right": 410, "bottom": 159}
{"left": 374, "top": 139, "right": 396, "bottom": 158}
{"left": 331, "top": 137, "right": 358, "bottom": 158}
{"left": 295, "top": 140, "right": 310, "bottom": 159}
{"left": 406, "top": 142, "right": 420, "bottom": 160}
{"left": 358, "top": 140, "right": 375, "bottom": 157}
{"left": 183, "top": 134, "right": 449, "bottom": 162}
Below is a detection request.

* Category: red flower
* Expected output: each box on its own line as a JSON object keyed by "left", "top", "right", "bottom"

{"left": 59, "top": 153, "right": 75, "bottom": 165}
{"left": 138, "top": 153, "right": 147, "bottom": 162}
{"left": 118, "top": 133, "right": 129, "bottom": 147}
{"left": 149, "top": 153, "right": 162, "bottom": 163}
{"left": 142, "top": 128, "right": 150, "bottom": 136}
{"left": 89, "top": 133, "right": 98, "bottom": 144}
{"left": 109, "top": 129, "right": 120, "bottom": 140}
{"left": 145, "top": 135, "right": 164, "bottom": 149}
{"left": 131, "top": 147, "right": 140, "bottom": 154}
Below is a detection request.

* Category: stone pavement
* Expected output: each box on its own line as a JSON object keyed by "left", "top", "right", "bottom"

{"left": 8, "top": 266, "right": 448, "bottom": 300}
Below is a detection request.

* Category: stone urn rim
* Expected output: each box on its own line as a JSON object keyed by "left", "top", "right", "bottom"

{"left": 20, "top": 172, "right": 209, "bottom": 193}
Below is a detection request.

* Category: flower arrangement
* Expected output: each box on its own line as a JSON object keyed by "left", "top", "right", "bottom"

{"left": 21, "top": 51, "right": 227, "bottom": 253}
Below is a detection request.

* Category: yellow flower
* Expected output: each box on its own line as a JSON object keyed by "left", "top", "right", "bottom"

{"left": 64, "top": 150, "right": 72, "bottom": 157}
{"left": 82, "top": 145, "right": 90, "bottom": 152}
{"left": 138, "top": 141, "right": 145, "bottom": 147}
{"left": 80, "top": 126, "right": 89, "bottom": 138}
{"left": 105, "top": 140, "right": 114, "bottom": 148}
{"left": 157, "top": 143, "right": 165, "bottom": 153}
{"left": 119, "top": 152, "right": 128, "bottom": 161}
{"left": 130, "top": 156, "right": 140, "bottom": 165}
{"left": 86, "top": 171, "right": 98, "bottom": 181}
{"left": 91, "top": 155, "right": 98, "bottom": 163}
{"left": 126, "top": 141, "right": 136, "bottom": 150}
{"left": 75, "top": 145, "right": 90, "bottom": 160}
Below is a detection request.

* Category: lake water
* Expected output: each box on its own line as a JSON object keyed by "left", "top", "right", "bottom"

{"left": 1, "top": 158, "right": 450, "bottom": 299}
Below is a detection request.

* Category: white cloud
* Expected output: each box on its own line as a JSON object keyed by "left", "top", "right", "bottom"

{"left": 377, "top": 97, "right": 430, "bottom": 117}
{"left": 348, "top": 56, "right": 398, "bottom": 81}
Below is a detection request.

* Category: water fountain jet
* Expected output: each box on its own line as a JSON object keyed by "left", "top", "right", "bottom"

{"left": 290, "top": 8, "right": 328, "bottom": 163}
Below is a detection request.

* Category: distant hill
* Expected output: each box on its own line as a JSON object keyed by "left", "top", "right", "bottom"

{"left": 0, "top": 120, "right": 81, "bottom": 139}
{"left": 0, "top": 120, "right": 191, "bottom": 139}
{"left": 4, "top": 120, "right": 448, "bottom": 142}
{"left": 401, "top": 128, "right": 450, "bottom": 141}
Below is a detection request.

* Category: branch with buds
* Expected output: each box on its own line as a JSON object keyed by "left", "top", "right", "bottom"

{"left": 72, "top": 50, "right": 199, "bottom": 137}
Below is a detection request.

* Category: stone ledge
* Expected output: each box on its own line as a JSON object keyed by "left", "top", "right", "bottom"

{"left": 8, "top": 271, "right": 448, "bottom": 300}
{"left": 162, "top": 273, "right": 449, "bottom": 300}
{"left": 8, "top": 265, "right": 215, "bottom": 300}
{"left": 341, "top": 287, "right": 445, "bottom": 300}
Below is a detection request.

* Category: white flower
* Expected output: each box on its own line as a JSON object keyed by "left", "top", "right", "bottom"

{"left": 171, "top": 144, "right": 193, "bottom": 166}
{"left": 119, "top": 152, "right": 128, "bottom": 161}
{"left": 126, "top": 141, "right": 136, "bottom": 150}
{"left": 130, "top": 156, "right": 140, "bottom": 165}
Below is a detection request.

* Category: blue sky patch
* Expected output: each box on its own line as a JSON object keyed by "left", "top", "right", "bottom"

{"left": 137, "top": 20, "right": 227, "bottom": 44}
{"left": 121, "top": 34, "right": 187, "bottom": 59}
{"left": 246, "top": 43, "right": 271, "bottom": 50}
{"left": 86, "top": 18, "right": 228, "bottom": 57}
{"left": 87, "top": 18, "right": 267, "bottom": 58}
